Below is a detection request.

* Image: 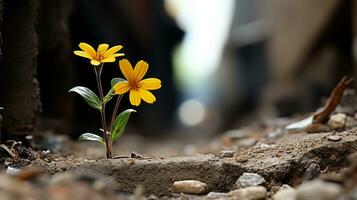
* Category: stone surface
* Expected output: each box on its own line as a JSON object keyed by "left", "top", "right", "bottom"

{"left": 328, "top": 113, "right": 347, "bottom": 130}
{"left": 235, "top": 173, "right": 266, "bottom": 188}
{"left": 0, "top": 0, "right": 41, "bottom": 138}
{"left": 172, "top": 180, "right": 208, "bottom": 194}
{"left": 229, "top": 186, "right": 267, "bottom": 200}
{"left": 296, "top": 180, "right": 342, "bottom": 200}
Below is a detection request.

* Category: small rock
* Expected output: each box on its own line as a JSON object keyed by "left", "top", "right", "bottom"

{"left": 303, "top": 163, "right": 320, "bottom": 181}
{"left": 172, "top": 180, "right": 208, "bottom": 194}
{"left": 270, "top": 185, "right": 281, "bottom": 194}
{"left": 229, "top": 186, "right": 267, "bottom": 200}
{"left": 327, "top": 135, "right": 342, "bottom": 141}
{"left": 237, "top": 138, "right": 257, "bottom": 148}
{"left": 6, "top": 167, "right": 20, "bottom": 175}
{"left": 296, "top": 180, "right": 342, "bottom": 200}
{"left": 346, "top": 116, "right": 357, "bottom": 128}
{"left": 206, "top": 192, "right": 229, "bottom": 199}
{"left": 225, "top": 130, "right": 247, "bottom": 140}
{"left": 327, "top": 113, "right": 346, "bottom": 130}
{"left": 236, "top": 173, "right": 266, "bottom": 188}
{"left": 280, "top": 184, "right": 292, "bottom": 190}
{"left": 236, "top": 155, "right": 251, "bottom": 162}
{"left": 220, "top": 150, "right": 235, "bottom": 158}
{"left": 268, "top": 127, "right": 286, "bottom": 139}
{"left": 273, "top": 186, "right": 297, "bottom": 200}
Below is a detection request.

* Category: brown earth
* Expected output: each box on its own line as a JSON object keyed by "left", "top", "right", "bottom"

{"left": 29, "top": 129, "right": 357, "bottom": 195}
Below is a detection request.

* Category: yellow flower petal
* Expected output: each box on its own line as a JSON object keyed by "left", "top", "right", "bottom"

{"left": 114, "top": 82, "right": 130, "bottom": 94}
{"left": 139, "top": 89, "right": 156, "bottom": 103}
{"left": 74, "top": 51, "right": 92, "bottom": 59}
{"left": 101, "top": 57, "right": 116, "bottom": 63}
{"left": 129, "top": 89, "right": 141, "bottom": 106}
{"left": 139, "top": 78, "right": 161, "bottom": 90}
{"left": 90, "top": 60, "right": 101, "bottom": 66}
{"left": 104, "top": 45, "right": 123, "bottom": 57}
{"left": 111, "top": 53, "right": 125, "bottom": 57}
{"left": 119, "top": 59, "right": 134, "bottom": 82}
{"left": 97, "top": 44, "right": 109, "bottom": 55}
{"left": 133, "top": 60, "right": 148, "bottom": 81}
{"left": 79, "top": 43, "right": 96, "bottom": 58}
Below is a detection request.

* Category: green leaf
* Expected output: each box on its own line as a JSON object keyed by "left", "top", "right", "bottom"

{"left": 111, "top": 109, "right": 136, "bottom": 142}
{"left": 103, "top": 88, "right": 115, "bottom": 104}
{"left": 111, "top": 78, "right": 126, "bottom": 87}
{"left": 69, "top": 86, "right": 102, "bottom": 110}
{"left": 79, "top": 133, "right": 104, "bottom": 144}
{"left": 103, "top": 78, "right": 126, "bottom": 104}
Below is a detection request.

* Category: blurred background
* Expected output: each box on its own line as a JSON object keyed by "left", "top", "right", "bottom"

{"left": 0, "top": 0, "right": 355, "bottom": 155}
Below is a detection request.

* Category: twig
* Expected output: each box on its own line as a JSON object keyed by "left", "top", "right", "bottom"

{"left": 0, "top": 144, "right": 17, "bottom": 158}
{"left": 313, "top": 76, "right": 353, "bottom": 124}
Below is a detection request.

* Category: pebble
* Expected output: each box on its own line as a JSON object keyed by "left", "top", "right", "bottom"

{"left": 303, "top": 163, "right": 320, "bottom": 181}
{"left": 327, "top": 113, "right": 346, "bottom": 130}
{"left": 225, "top": 130, "right": 247, "bottom": 140}
{"left": 296, "top": 180, "right": 342, "bottom": 200}
{"left": 236, "top": 155, "right": 250, "bottom": 162}
{"left": 238, "top": 138, "right": 257, "bottom": 148}
{"left": 229, "top": 186, "right": 267, "bottom": 200}
{"left": 268, "top": 127, "right": 286, "bottom": 139}
{"left": 220, "top": 150, "right": 235, "bottom": 158}
{"left": 172, "top": 180, "right": 208, "bottom": 194}
{"left": 235, "top": 173, "right": 266, "bottom": 188}
{"left": 273, "top": 186, "right": 297, "bottom": 200}
{"left": 206, "top": 192, "right": 229, "bottom": 199}
{"left": 327, "top": 135, "right": 342, "bottom": 141}
{"left": 6, "top": 167, "right": 20, "bottom": 175}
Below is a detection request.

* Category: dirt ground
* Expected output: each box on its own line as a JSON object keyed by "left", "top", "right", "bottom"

{"left": 0, "top": 118, "right": 356, "bottom": 199}
{"left": 1, "top": 88, "right": 357, "bottom": 199}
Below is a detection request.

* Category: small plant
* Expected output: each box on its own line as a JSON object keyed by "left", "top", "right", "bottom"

{"left": 70, "top": 42, "right": 161, "bottom": 158}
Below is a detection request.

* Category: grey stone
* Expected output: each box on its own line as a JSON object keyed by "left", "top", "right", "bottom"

{"left": 296, "top": 180, "right": 342, "bottom": 200}
{"left": 6, "top": 166, "right": 20, "bottom": 175}
{"left": 229, "top": 186, "right": 267, "bottom": 200}
{"left": 236, "top": 173, "right": 266, "bottom": 188}
{"left": 206, "top": 192, "right": 229, "bottom": 199}
{"left": 220, "top": 150, "right": 235, "bottom": 158}
{"left": 172, "top": 180, "right": 208, "bottom": 194}
{"left": 303, "top": 163, "right": 320, "bottom": 181}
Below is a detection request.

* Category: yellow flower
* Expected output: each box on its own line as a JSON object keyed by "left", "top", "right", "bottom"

{"left": 74, "top": 42, "right": 124, "bottom": 66}
{"left": 114, "top": 59, "right": 161, "bottom": 106}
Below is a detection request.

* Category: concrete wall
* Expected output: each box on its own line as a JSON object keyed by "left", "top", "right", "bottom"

{"left": 0, "top": 0, "right": 41, "bottom": 139}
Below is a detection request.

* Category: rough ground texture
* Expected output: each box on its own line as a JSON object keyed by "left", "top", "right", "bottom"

{"left": 0, "top": 0, "right": 41, "bottom": 139}
{"left": 32, "top": 130, "right": 357, "bottom": 195}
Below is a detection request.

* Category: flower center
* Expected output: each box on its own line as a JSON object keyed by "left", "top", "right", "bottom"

{"left": 129, "top": 81, "right": 139, "bottom": 90}
{"left": 95, "top": 53, "right": 104, "bottom": 61}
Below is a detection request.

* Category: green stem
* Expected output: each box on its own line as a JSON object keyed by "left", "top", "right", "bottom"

{"left": 94, "top": 64, "right": 112, "bottom": 159}
{"left": 110, "top": 94, "right": 123, "bottom": 130}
